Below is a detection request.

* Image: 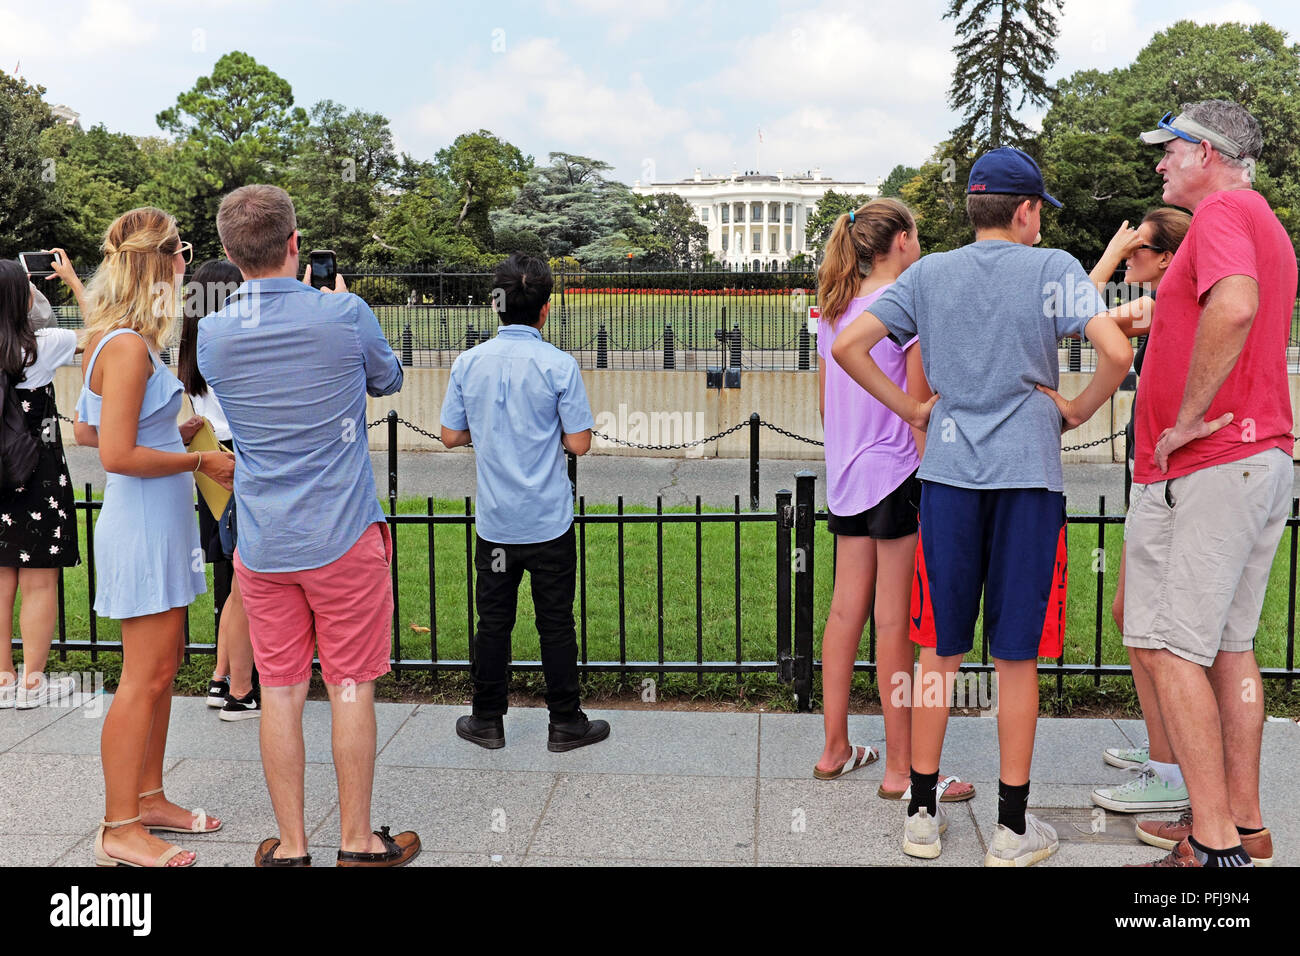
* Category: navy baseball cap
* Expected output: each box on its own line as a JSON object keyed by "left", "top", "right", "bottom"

{"left": 967, "top": 147, "right": 1062, "bottom": 208}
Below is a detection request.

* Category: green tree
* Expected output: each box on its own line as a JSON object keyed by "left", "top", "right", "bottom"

{"left": 0, "top": 71, "right": 58, "bottom": 258}
{"left": 432, "top": 130, "right": 532, "bottom": 251}
{"left": 945, "top": 0, "right": 1064, "bottom": 148}
{"left": 899, "top": 144, "right": 977, "bottom": 253}
{"left": 285, "top": 100, "right": 398, "bottom": 267}
{"left": 491, "top": 152, "right": 648, "bottom": 268}
{"left": 879, "top": 164, "right": 920, "bottom": 199}
{"left": 153, "top": 51, "right": 308, "bottom": 258}
{"left": 365, "top": 161, "right": 496, "bottom": 267}
{"left": 629, "top": 193, "right": 707, "bottom": 268}
{"left": 1038, "top": 20, "right": 1300, "bottom": 262}
{"left": 37, "top": 123, "right": 153, "bottom": 264}
{"left": 803, "top": 190, "right": 872, "bottom": 261}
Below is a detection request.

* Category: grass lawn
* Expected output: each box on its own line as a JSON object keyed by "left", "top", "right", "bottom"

{"left": 16, "top": 494, "right": 1299, "bottom": 714}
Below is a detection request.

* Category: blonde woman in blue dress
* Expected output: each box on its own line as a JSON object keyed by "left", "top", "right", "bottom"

{"left": 75, "top": 208, "right": 235, "bottom": 867}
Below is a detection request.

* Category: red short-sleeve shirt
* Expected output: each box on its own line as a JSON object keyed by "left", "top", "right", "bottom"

{"left": 1134, "top": 189, "right": 1297, "bottom": 484}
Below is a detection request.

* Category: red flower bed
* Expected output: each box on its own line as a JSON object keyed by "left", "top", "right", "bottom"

{"left": 565, "top": 287, "right": 811, "bottom": 296}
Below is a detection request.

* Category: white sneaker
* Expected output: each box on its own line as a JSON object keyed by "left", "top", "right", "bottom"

{"left": 903, "top": 803, "right": 949, "bottom": 860}
{"left": 16, "top": 675, "right": 76, "bottom": 709}
{"left": 0, "top": 679, "right": 15, "bottom": 709}
{"left": 984, "top": 812, "right": 1059, "bottom": 867}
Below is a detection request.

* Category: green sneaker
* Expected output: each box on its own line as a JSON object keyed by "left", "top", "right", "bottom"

{"left": 1102, "top": 743, "right": 1149, "bottom": 769}
{"left": 1091, "top": 766, "right": 1190, "bottom": 813}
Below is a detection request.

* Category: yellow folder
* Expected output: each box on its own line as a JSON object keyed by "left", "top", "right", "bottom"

{"left": 186, "top": 420, "right": 232, "bottom": 520}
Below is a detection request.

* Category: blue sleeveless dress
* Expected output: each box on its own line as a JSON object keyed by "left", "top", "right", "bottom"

{"left": 75, "top": 329, "right": 206, "bottom": 619}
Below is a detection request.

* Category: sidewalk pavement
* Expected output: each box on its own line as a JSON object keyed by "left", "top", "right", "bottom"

{"left": 2, "top": 694, "right": 1295, "bottom": 867}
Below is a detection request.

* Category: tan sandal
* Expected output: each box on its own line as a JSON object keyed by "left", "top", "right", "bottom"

{"left": 138, "top": 787, "right": 223, "bottom": 834}
{"left": 813, "top": 744, "right": 879, "bottom": 780}
{"left": 877, "top": 774, "right": 977, "bottom": 802}
{"left": 94, "top": 816, "right": 195, "bottom": 868}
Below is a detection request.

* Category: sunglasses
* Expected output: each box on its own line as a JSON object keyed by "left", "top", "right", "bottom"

{"left": 1136, "top": 244, "right": 1165, "bottom": 253}
{"left": 1157, "top": 112, "right": 1204, "bottom": 148}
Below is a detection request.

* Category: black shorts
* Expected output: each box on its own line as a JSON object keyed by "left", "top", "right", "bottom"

{"left": 827, "top": 470, "right": 920, "bottom": 539}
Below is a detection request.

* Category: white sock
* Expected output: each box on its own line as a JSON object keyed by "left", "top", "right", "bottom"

{"left": 1148, "top": 758, "right": 1183, "bottom": 789}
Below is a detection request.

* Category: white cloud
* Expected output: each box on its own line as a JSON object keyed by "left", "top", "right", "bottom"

{"left": 699, "top": 1, "right": 954, "bottom": 108}
{"left": 407, "top": 35, "right": 693, "bottom": 167}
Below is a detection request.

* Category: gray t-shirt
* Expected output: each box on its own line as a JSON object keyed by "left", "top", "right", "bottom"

{"left": 869, "top": 240, "right": 1102, "bottom": 492}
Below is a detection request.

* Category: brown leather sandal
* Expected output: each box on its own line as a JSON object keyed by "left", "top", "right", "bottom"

{"left": 254, "top": 837, "right": 312, "bottom": 867}
{"left": 336, "top": 826, "right": 421, "bottom": 867}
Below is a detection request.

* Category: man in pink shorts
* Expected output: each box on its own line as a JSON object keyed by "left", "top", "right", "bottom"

{"left": 198, "top": 185, "right": 420, "bottom": 867}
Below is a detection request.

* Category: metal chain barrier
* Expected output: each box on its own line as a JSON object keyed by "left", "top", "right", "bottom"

{"left": 759, "top": 420, "right": 824, "bottom": 447}
{"left": 1062, "top": 428, "right": 1126, "bottom": 452}
{"left": 591, "top": 420, "right": 748, "bottom": 451}
{"left": 65, "top": 411, "right": 1125, "bottom": 455}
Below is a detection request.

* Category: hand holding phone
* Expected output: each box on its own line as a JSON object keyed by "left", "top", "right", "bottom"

{"left": 19, "top": 251, "right": 61, "bottom": 278}
{"left": 308, "top": 249, "right": 337, "bottom": 290}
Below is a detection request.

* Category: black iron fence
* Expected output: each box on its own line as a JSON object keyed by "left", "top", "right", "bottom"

{"left": 18, "top": 412, "right": 1300, "bottom": 709}
{"left": 58, "top": 267, "right": 1300, "bottom": 374}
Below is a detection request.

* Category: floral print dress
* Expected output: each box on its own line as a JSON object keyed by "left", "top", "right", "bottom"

{"left": 0, "top": 383, "right": 79, "bottom": 568}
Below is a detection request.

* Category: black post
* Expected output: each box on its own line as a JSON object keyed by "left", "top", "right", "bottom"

{"left": 775, "top": 487, "right": 793, "bottom": 685}
{"left": 663, "top": 321, "right": 675, "bottom": 370}
{"left": 1068, "top": 337, "right": 1082, "bottom": 372}
{"left": 729, "top": 324, "right": 741, "bottom": 369}
{"left": 797, "top": 323, "right": 810, "bottom": 371}
{"left": 567, "top": 450, "right": 577, "bottom": 504}
{"left": 596, "top": 323, "right": 608, "bottom": 369}
{"left": 749, "top": 412, "right": 760, "bottom": 511}
{"left": 401, "top": 323, "right": 413, "bottom": 367}
{"left": 793, "top": 470, "right": 816, "bottom": 712}
{"left": 466, "top": 322, "right": 476, "bottom": 351}
{"left": 387, "top": 409, "right": 398, "bottom": 510}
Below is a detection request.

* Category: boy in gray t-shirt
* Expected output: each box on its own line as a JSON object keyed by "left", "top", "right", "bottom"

{"left": 832, "top": 147, "right": 1132, "bottom": 867}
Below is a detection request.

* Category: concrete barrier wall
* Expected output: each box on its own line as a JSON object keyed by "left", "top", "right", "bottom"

{"left": 53, "top": 366, "right": 1300, "bottom": 466}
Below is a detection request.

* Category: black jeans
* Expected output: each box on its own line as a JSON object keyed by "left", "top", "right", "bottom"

{"left": 471, "top": 526, "right": 580, "bottom": 719}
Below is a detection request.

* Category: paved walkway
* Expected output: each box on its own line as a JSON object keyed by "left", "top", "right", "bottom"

{"left": 2, "top": 695, "right": 1296, "bottom": 866}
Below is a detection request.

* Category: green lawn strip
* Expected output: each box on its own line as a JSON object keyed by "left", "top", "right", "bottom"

{"left": 14, "top": 495, "right": 1300, "bottom": 715}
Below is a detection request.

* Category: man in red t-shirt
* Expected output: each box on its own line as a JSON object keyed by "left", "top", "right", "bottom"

{"left": 1124, "top": 101, "right": 1296, "bottom": 868}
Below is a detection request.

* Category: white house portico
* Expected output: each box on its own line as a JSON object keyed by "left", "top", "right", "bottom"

{"left": 632, "top": 168, "right": 878, "bottom": 269}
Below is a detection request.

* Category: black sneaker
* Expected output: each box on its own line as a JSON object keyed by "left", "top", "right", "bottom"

{"left": 206, "top": 676, "right": 230, "bottom": 709}
{"left": 547, "top": 710, "right": 610, "bottom": 752}
{"left": 219, "top": 691, "right": 261, "bottom": 722}
{"left": 456, "top": 714, "right": 505, "bottom": 749}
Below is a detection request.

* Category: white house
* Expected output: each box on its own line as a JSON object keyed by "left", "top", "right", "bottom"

{"left": 632, "top": 167, "right": 878, "bottom": 268}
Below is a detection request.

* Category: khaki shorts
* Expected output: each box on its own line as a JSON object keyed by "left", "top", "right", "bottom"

{"left": 1122, "top": 448, "right": 1293, "bottom": 667}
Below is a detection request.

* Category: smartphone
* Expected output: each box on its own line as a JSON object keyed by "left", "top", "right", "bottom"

{"left": 309, "top": 250, "right": 337, "bottom": 290}
{"left": 19, "top": 251, "right": 61, "bottom": 277}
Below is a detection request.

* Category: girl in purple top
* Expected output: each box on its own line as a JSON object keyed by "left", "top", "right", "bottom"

{"left": 813, "top": 198, "right": 972, "bottom": 802}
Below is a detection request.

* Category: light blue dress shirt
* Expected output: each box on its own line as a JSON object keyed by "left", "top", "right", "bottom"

{"left": 440, "top": 324, "right": 594, "bottom": 544}
{"left": 196, "top": 277, "right": 403, "bottom": 572}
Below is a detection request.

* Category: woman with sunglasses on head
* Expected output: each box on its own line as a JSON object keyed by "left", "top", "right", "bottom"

{"left": 0, "top": 260, "right": 82, "bottom": 710}
{"left": 75, "top": 208, "right": 235, "bottom": 867}
{"left": 1040, "top": 207, "right": 1191, "bottom": 816}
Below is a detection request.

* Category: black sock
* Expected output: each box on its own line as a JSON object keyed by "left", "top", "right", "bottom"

{"left": 1188, "top": 835, "right": 1252, "bottom": 867}
{"left": 907, "top": 769, "right": 939, "bottom": 817}
{"left": 997, "top": 780, "right": 1030, "bottom": 835}
{"left": 1236, "top": 825, "right": 1264, "bottom": 836}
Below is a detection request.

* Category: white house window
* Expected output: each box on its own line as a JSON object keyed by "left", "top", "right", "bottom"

{"left": 721, "top": 205, "right": 730, "bottom": 223}
{"left": 734, "top": 203, "right": 745, "bottom": 222}
{"left": 770, "top": 233, "right": 778, "bottom": 253}
{"left": 785, "top": 204, "right": 793, "bottom": 223}
{"left": 721, "top": 233, "right": 729, "bottom": 251}
{"left": 700, "top": 207, "right": 709, "bottom": 222}
{"left": 751, "top": 202, "right": 763, "bottom": 222}
{"left": 752, "top": 232, "right": 761, "bottom": 252}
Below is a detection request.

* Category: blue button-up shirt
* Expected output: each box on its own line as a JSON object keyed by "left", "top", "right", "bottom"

{"left": 440, "top": 324, "right": 594, "bottom": 544}
{"left": 196, "top": 277, "right": 403, "bottom": 572}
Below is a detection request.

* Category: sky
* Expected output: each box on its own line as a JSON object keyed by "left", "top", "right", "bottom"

{"left": 3, "top": 0, "right": 1297, "bottom": 186}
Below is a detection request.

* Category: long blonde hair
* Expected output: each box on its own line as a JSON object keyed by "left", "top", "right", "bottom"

{"left": 817, "top": 197, "right": 916, "bottom": 329}
{"left": 79, "top": 207, "right": 183, "bottom": 351}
